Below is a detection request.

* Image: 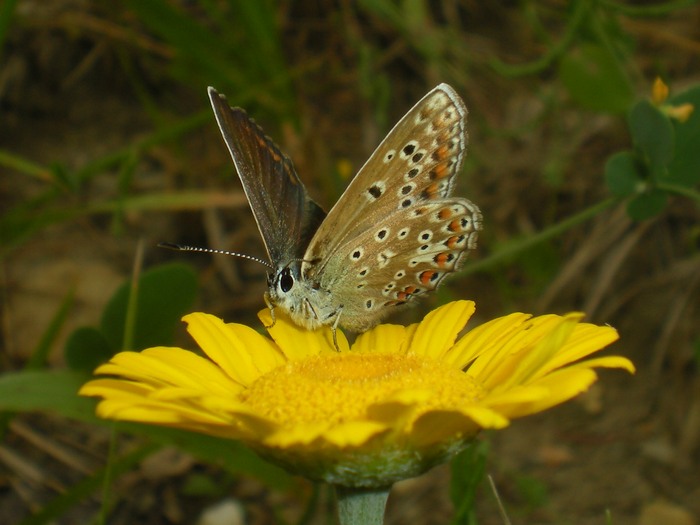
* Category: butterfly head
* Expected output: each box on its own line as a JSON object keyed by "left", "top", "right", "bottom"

{"left": 266, "top": 261, "right": 341, "bottom": 331}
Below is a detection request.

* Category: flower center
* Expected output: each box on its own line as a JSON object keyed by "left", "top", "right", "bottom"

{"left": 240, "top": 353, "right": 485, "bottom": 426}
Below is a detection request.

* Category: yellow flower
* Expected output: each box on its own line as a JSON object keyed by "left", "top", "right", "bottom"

{"left": 80, "top": 301, "right": 634, "bottom": 488}
{"left": 651, "top": 77, "right": 669, "bottom": 106}
{"left": 651, "top": 76, "right": 695, "bottom": 122}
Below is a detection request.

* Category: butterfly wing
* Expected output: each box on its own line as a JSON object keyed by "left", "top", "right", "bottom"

{"left": 319, "top": 198, "right": 481, "bottom": 330}
{"left": 301, "top": 84, "right": 481, "bottom": 330}
{"left": 208, "top": 87, "right": 325, "bottom": 266}
{"left": 305, "top": 84, "right": 470, "bottom": 265}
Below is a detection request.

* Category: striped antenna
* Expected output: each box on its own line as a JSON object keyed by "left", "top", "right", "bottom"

{"left": 158, "top": 242, "right": 273, "bottom": 269}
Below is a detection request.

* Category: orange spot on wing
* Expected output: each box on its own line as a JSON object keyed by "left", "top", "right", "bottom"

{"left": 434, "top": 253, "right": 449, "bottom": 267}
{"left": 423, "top": 183, "right": 440, "bottom": 198}
{"left": 431, "top": 163, "right": 448, "bottom": 179}
{"left": 419, "top": 271, "right": 435, "bottom": 285}
{"left": 438, "top": 208, "right": 452, "bottom": 220}
{"left": 435, "top": 145, "right": 448, "bottom": 161}
{"left": 445, "top": 235, "right": 462, "bottom": 249}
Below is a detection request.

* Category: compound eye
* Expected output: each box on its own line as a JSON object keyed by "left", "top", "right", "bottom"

{"left": 279, "top": 268, "right": 294, "bottom": 293}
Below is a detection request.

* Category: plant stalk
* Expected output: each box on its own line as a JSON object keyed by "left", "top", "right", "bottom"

{"left": 335, "top": 485, "right": 390, "bottom": 525}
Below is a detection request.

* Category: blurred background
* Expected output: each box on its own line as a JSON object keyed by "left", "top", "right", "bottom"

{"left": 1, "top": 1, "right": 700, "bottom": 524}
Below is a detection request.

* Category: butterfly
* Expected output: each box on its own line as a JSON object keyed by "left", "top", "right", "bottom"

{"left": 204, "top": 83, "right": 481, "bottom": 335}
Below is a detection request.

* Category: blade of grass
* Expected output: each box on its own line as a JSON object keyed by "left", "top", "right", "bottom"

{"left": 0, "top": 150, "right": 53, "bottom": 182}
{"left": 122, "top": 240, "right": 145, "bottom": 352}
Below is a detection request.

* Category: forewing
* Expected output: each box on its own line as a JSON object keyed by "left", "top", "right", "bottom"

{"left": 304, "top": 83, "right": 469, "bottom": 270}
{"left": 209, "top": 87, "right": 325, "bottom": 265}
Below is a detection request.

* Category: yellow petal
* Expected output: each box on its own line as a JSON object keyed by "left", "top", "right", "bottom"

{"left": 96, "top": 397, "right": 227, "bottom": 425}
{"left": 185, "top": 313, "right": 284, "bottom": 386}
{"left": 143, "top": 347, "right": 246, "bottom": 395}
{"left": 490, "top": 313, "right": 584, "bottom": 390}
{"left": 79, "top": 377, "right": 154, "bottom": 397}
{"left": 652, "top": 76, "right": 669, "bottom": 105}
{"left": 448, "top": 312, "right": 532, "bottom": 370}
{"left": 665, "top": 103, "right": 694, "bottom": 122}
{"left": 529, "top": 323, "right": 620, "bottom": 380}
{"left": 407, "top": 300, "right": 475, "bottom": 358}
{"left": 352, "top": 324, "right": 408, "bottom": 354}
{"left": 322, "top": 421, "right": 390, "bottom": 447}
{"left": 366, "top": 391, "right": 433, "bottom": 426}
{"left": 94, "top": 347, "right": 238, "bottom": 394}
{"left": 490, "top": 367, "right": 598, "bottom": 418}
{"left": 263, "top": 422, "right": 330, "bottom": 447}
{"left": 411, "top": 406, "right": 508, "bottom": 447}
{"left": 257, "top": 309, "right": 349, "bottom": 357}
{"left": 573, "top": 355, "right": 635, "bottom": 374}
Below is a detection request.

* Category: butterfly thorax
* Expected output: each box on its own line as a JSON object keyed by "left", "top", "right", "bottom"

{"left": 266, "top": 263, "right": 340, "bottom": 331}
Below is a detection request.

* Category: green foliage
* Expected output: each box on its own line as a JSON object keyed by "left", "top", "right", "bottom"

{"left": 605, "top": 152, "right": 640, "bottom": 198}
{"left": 449, "top": 441, "right": 489, "bottom": 524}
{"left": 0, "top": 370, "right": 98, "bottom": 422}
{"left": 668, "top": 87, "right": 700, "bottom": 187}
{"left": 629, "top": 100, "right": 675, "bottom": 177}
{"left": 604, "top": 85, "right": 700, "bottom": 220}
{"left": 63, "top": 327, "right": 114, "bottom": 373}
{"left": 64, "top": 263, "right": 197, "bottom": 370}
{"left": 559, "top": 43, "right": 634, "bottom": 113}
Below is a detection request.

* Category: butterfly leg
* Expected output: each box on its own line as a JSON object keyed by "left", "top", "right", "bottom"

{"left": 263, "top": 292, "right": 277, "bottom": 328}
{"left": 331, "top": 306, "right": 343, "bottom": 352}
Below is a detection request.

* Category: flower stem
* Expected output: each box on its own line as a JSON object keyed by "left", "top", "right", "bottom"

{"left": 335, "top": 485, "right": 390, "bottom": 525}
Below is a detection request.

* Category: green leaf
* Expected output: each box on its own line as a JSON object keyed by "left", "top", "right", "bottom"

{"left": 558, "top": 43, "right": 634, "bottom": 113}
{"left": 64, "top": 327, "right": 114, "bottom": 371}
{"left": 0, "top": 370, "right": 97, "bottom": 421}
{"left": 626, "top": 189, "right": 668, "bottom": 221}
{"left": 668, "top": 85, "right": 700, "bottom": 186}
{"left": 605, "top": 151, "right": 642, "bottom": 197}
{"left": 450, "top": 441, "right": 489, "bottom": 525}
{"left": 628, "top": 100, "right": 675, "bottom": 179}
{"left": 100, "top": 262, "right": 197, "bottom": 351}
